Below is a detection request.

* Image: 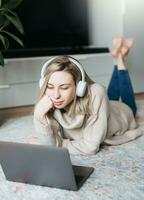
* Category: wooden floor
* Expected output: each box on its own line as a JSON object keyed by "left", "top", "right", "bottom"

{"left": 0, "top": 93, "right": 144, "bottom": 119}
{"left": 135, "top": 92, "right": 144, "bottom": 100}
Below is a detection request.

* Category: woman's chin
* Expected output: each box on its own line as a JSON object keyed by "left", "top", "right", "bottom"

{"left": 54, "top": 104, "right": 65, "bottom": 109}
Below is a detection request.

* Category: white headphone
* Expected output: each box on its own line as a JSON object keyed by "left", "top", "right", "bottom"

{"left": 39, "top": 56, "right": 87, "bottom": 97}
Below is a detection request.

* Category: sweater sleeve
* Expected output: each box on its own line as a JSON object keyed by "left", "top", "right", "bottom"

{"left": 62, "top": 86, "right": 110, "bottom": 155}
{"left": 33, "top": 116, "right": 56, "bottom": 145}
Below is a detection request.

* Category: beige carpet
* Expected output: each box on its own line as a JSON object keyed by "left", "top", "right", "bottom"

{"left": 0, "top": 101, "right": 144, "bottom": 200}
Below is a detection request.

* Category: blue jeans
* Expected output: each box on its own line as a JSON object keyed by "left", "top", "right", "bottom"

{"left": 107, "top": 65, "right": 137, "bottom": 116}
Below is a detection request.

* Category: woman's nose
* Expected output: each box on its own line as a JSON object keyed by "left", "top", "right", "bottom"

{"left": 53, "top": 89, "right": 61, "bottom": 99}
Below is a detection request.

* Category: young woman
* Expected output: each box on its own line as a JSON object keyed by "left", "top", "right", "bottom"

{"left": 31, "top": 36, "right": 142, "bottom": 155}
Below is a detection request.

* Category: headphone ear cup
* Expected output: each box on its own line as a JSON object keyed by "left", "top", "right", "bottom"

{"left": 76, "top": 81, "right": 87, "bottom": 97}
{"left": 39, "top": 77, "right": 45, "bottom": 89}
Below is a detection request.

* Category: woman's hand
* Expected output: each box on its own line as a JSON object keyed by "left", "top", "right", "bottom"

{"left": 27, "top": 136, "right": 40, "bottom": 145}
{"left": 34, "top": 95, "right": 53, "bottom": 124}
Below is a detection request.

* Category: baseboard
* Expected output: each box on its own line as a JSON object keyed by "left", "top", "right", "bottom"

{"left": 0, "top": 105, "right": 34, "bottom": 119}
{"left": 135, "top": 92, "right": 144, "bottom": 100}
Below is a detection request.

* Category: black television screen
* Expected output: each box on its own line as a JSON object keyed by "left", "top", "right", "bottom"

{"left": 2, "top": 0, "right": 90, "bottom": 58}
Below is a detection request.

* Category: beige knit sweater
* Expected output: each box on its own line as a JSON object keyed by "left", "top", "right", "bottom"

{"left": 34, "top": 83, "right": 142, "bottom": 155}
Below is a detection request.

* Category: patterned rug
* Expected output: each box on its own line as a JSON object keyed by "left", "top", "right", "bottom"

{"left": 0, "top": 102, "right": 144, "bottom": 200}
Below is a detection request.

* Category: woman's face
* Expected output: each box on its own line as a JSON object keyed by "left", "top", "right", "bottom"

{"left": 45, "top": 71, "right": 76, "bottom": 109}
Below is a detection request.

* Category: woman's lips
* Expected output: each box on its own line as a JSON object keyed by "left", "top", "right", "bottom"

{"left": 53, "top": 101, "right": 63, "bottom": 106}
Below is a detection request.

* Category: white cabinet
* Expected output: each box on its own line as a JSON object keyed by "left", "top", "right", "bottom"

{"left": 0, "top": 53, "right": 113, "bottom": 108}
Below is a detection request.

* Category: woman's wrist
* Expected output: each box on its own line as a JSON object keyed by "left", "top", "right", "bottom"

{"left": 39, "top": 116, "right": 48, "bottom": 125}
{"left": 34, "top": 110, "right": 48, "bottom": 125}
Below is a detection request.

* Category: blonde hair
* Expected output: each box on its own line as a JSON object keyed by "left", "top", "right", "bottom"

{"left": 37, "top": 55, "right": 95, "bottom": 117}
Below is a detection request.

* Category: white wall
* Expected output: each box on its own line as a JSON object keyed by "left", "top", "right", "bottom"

{"left": 88, "top": 0, "right": 144, "bottom": 93}
{"left": 88, "top": 0, "right": 123, "bottom": 48}
{"left": 123, "top": 0, "right": 144, "bottom": 92}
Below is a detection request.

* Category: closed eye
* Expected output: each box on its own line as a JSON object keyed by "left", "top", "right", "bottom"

{"left": 60, "top": 86, "right": 69, "bottom": 90}
{"left": 47, "top": 83, "right": 73, "bottom": 90}
{"left": 47, "top": 84, "right": 54, "bottom": 89}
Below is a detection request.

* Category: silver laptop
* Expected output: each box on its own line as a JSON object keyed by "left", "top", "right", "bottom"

{"left": 0, "top": 141, "right": 94, "bottom": 191}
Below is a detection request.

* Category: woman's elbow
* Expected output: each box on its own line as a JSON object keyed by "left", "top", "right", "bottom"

{"left": 81, "top": 142, "right": 100, "bottom": 155}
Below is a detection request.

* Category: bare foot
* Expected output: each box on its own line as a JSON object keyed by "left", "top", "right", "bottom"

{"left": 27, "top": 136, "right": 40, "bottom": 144}
{"left": 121, "top": 37, "right": 134, "bottom": 56}
{"left": 124, "top": 37, "right": 134, "bottom": 48}
{"left": 111, "top": 36, "right": 123, "bottom": 57}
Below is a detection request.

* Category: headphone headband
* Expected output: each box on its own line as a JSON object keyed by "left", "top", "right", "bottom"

{"left": 40, "top": 56, "right": 85, "bottom": 81}
{"left": 68, "top": 57, "right": 85, "bottom": 82}
{"left": 40, "top": 56, "right": 58, "bottom": 78}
